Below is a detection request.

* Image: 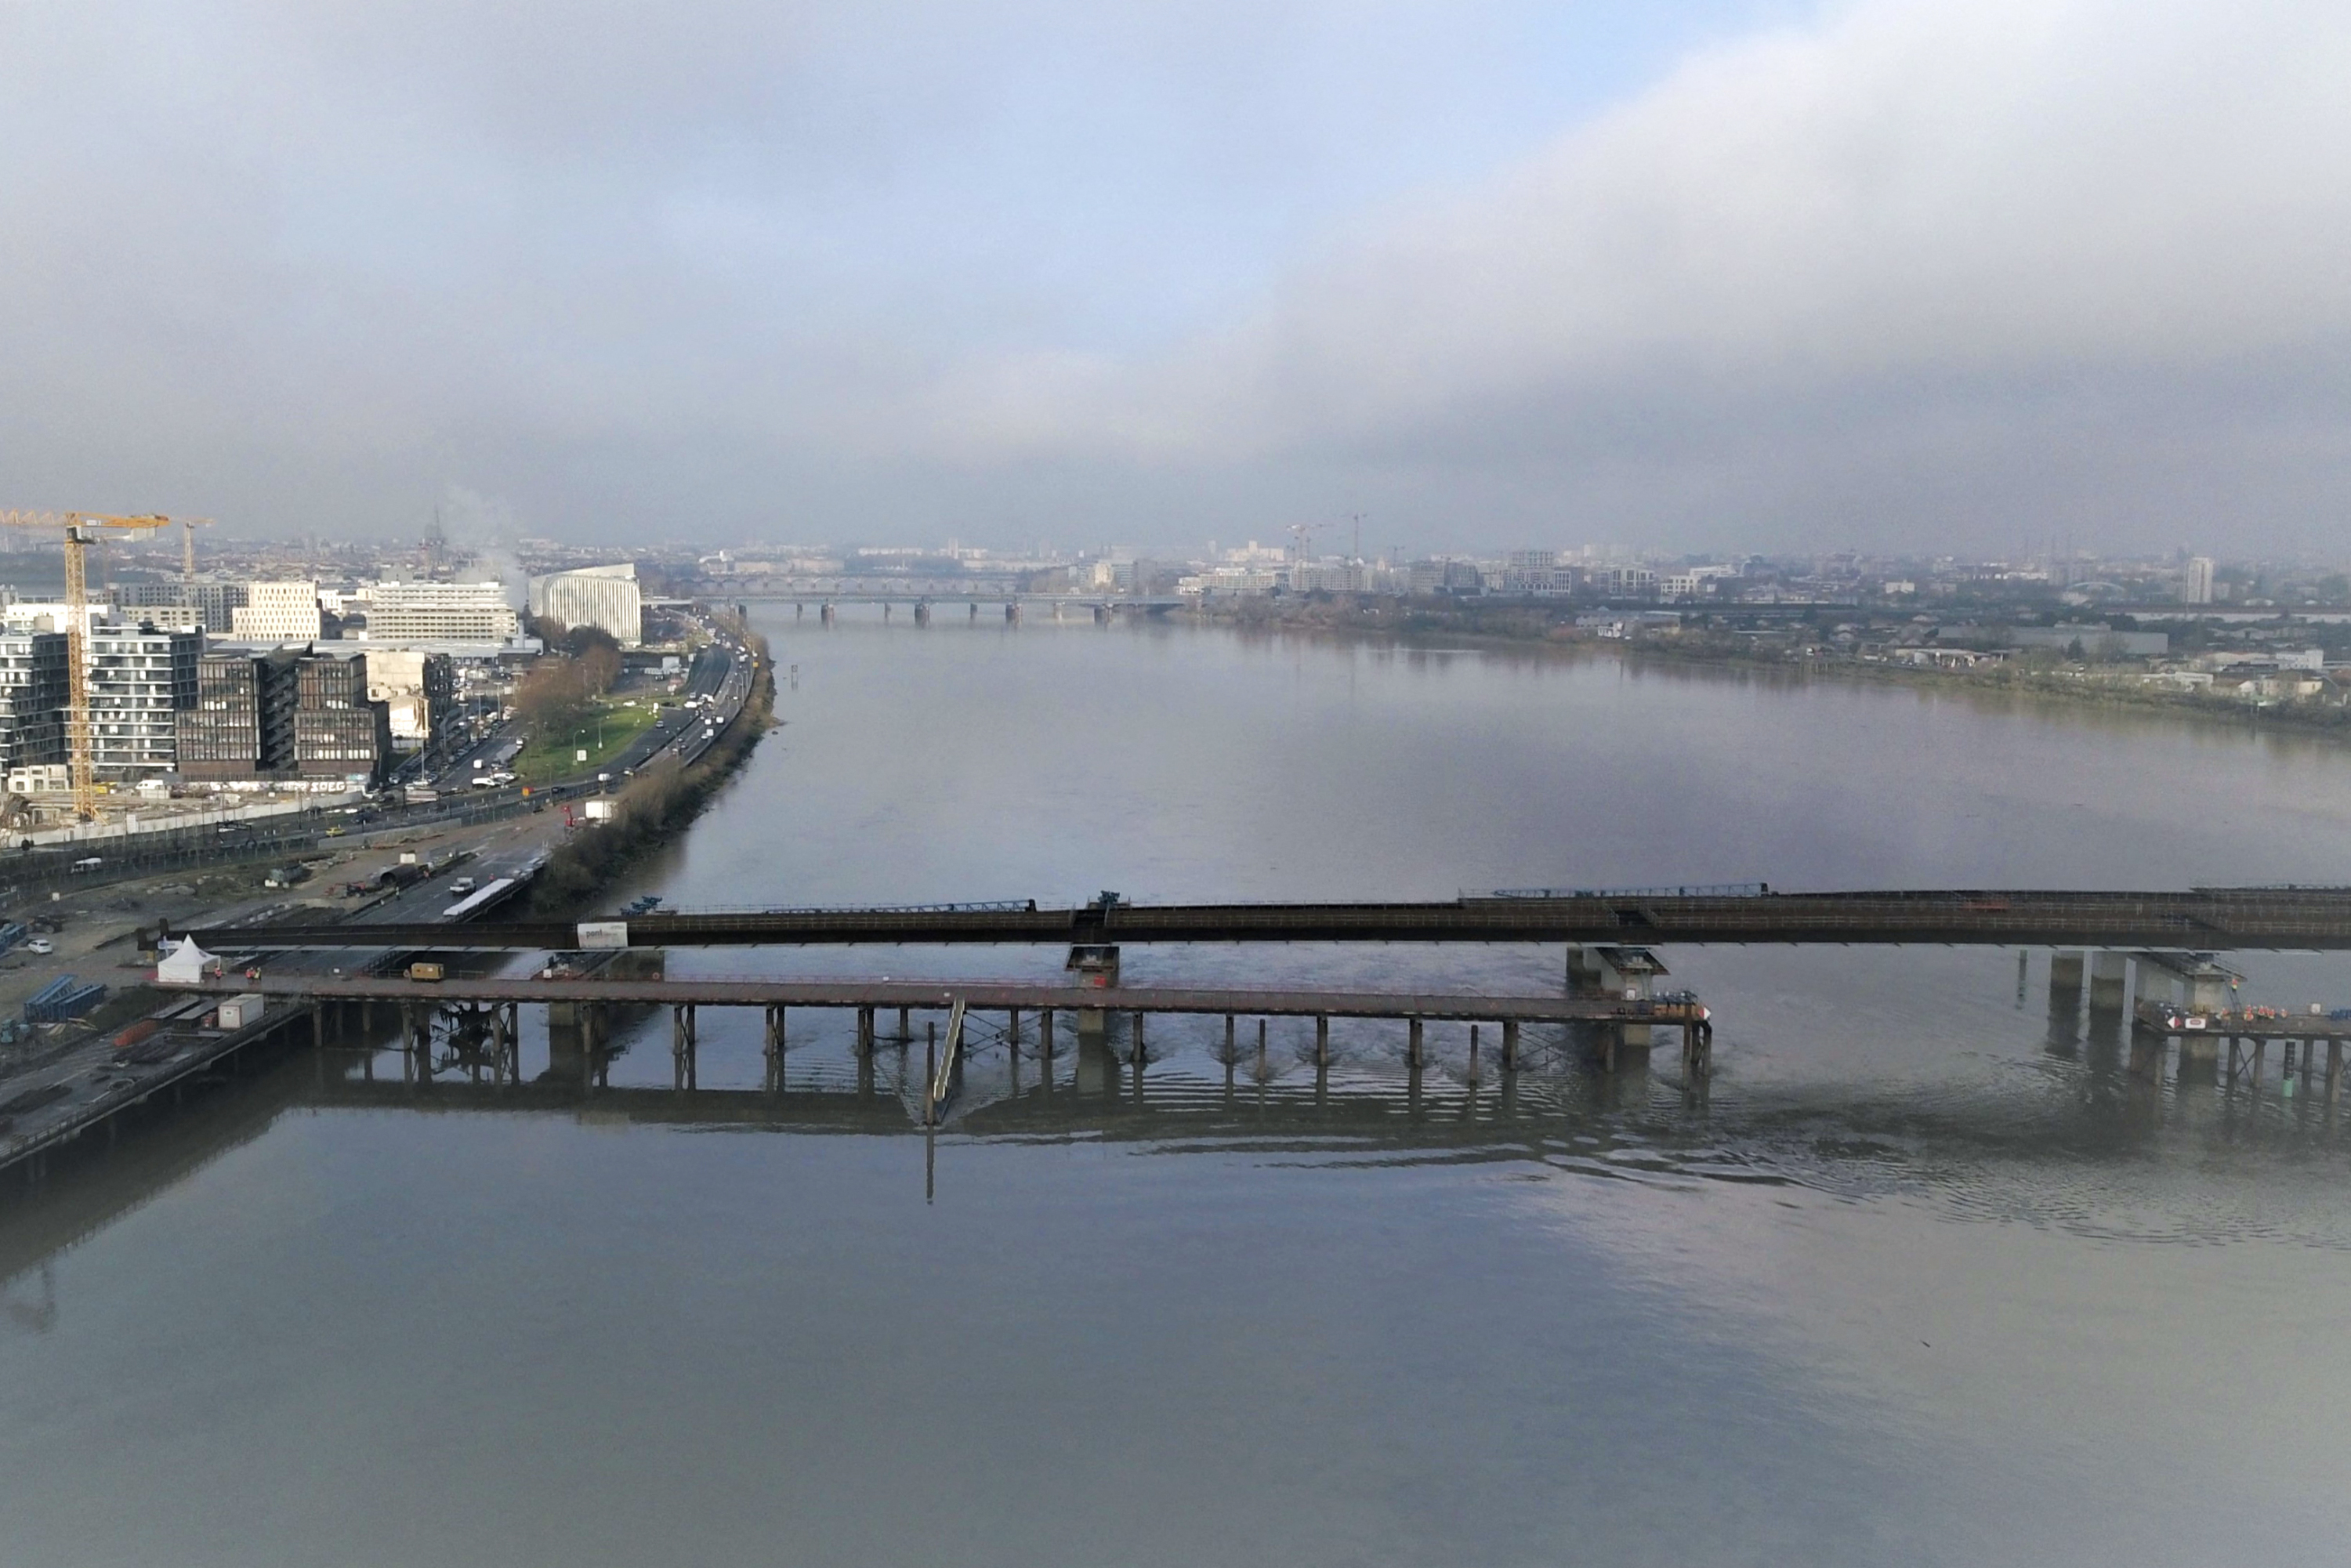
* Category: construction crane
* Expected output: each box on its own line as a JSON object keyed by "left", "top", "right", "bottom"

{"left": 0, "top": 509, "right": 180, "bottom": 821}
{"left": 179, "top": 516, "right": 216, "bottom": 581}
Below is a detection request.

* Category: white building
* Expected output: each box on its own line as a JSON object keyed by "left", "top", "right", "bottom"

{"left": 2183, "top": 556, "right": 2215, "bottom": 606}
{"left": 230, "top": 581, "right": 323, "bottom": 644}
{"left": 361, "top": 649, "right": 455, "bottom": 748}
{"left": 527, "top": 563, "right": 643, "bottom": 646}
{"left": 364, "top": 580, "right": 520, "bottom": 643}
{"left": 3, "top": 602, "right": 114, "bottom": 639}
{"left": 86, "top": 625, "right": 201, "bottom": 778}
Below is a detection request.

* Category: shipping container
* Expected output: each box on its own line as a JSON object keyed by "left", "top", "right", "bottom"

{"left": 216, "top": 994, "right": 266, "bottom": 1029}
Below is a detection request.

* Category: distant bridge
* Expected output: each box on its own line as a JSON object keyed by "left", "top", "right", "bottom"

{"left": 177, "top": 887, "right": 2351, "bottom": 954}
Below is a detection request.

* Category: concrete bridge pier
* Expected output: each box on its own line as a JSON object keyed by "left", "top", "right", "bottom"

{"left": 820, "top": 602, "right": 835, "bottom": 626}
{"left": 1315, "top": 1015, "right": 1329, "bottom": 1067}
{"left": 856, "top": 1006, "right": 875, "bottom": 1057}
{"left": 763, "top": 1005, "right": 784, "bottom": 1088}
{"left": 1074, "top": 1023, "right": 1114, "bottom": 1093}
{"left": 2088, "top": 951, "right": 2127, "bottom": 1014}
{"left": 1567, "top": 945, "right": 1663, "bottom": 1062}
{"left": 1067, "top": 943, "right": 1118, "bottom": 1055}
{"left": 1501, "top": 1019, "right": 1519, "bottom": 1070}
{"left": 2047, "top": 951, "right": 2084, "bottom": 1049}
{"left": 1407, "top": 1017, "right": 1423, "bottom": 1068}
{"left": 1005, "top": 601, "right": 1019, "bottom": 624}
{"left": 1039, "top": 1009, "right": 1054, "bottom": 1061}
{"left": 912, "top": 600, "right": 929, "bottom": 626}
{"left": 1679, "top": 1018, "right": 1712, "bottom": 1084}
{"left": 2127, "top": 1027, "right": 2167, "bottom": 1081}
{"left": 1092, "top": 604, "right": 1110, "bottom": 625}
{"left": 2175, "top": 1031, "right": 2221, "bottom": 1083}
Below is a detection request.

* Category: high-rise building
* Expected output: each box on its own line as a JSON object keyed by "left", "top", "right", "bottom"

{"left": 293, "top": 653, "right": 393, "bottom": 781}
{"left": 85, "top": 625, "right": 200, "bottom": 778}
{"left": 364, "top": 580, "right": 520, "bottom": 643}
{"left": 2183, "top": 556, "right": 2216, "bottom": 606}
{"left": 177, "top": 650, "right": 302, "bottom": 780}
{"left": 527, "top": 563, "right": 643, "bottom": 646}
{"left": 0, "top": 630, "right": 68, "bottom": 774}
{"left": 230, "top": 581, "right": 323, "bottom": 643}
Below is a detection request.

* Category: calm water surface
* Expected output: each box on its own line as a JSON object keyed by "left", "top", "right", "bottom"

{"left": 5, "top": 610, "right": 2351, "bottom": 1566}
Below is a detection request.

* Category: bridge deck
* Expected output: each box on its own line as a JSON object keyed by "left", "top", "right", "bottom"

{"left": 173, "top": 975, "right": 1704, "bottom": 1025}
{"left": 178, "top": 886, "right": 2351, "bottom": 952}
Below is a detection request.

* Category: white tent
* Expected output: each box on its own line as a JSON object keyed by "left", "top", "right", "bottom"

{"left": 156, "top": 938, "right": 221, "bottom": 986}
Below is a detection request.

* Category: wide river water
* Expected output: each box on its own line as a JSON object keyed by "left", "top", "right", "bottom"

{"left": 5, "top": 608, "right": 2351, "bottom": 1566}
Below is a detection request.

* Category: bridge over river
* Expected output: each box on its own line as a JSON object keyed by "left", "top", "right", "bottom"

{"left": 177, "top": 885, "right": 2351, "bottom": 954}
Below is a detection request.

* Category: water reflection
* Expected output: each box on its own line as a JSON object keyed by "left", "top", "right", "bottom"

{"left": 9, "top": 614, "right": 2351, "bottom": 1565}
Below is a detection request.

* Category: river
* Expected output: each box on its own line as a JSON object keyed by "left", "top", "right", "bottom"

{"left": 4, "top": 607, "right": 2349, "bottom": 1566}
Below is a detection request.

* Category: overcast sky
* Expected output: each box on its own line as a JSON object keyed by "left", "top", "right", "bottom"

{"left": 2, "top": 0, "right": 2346, "bottom": 556}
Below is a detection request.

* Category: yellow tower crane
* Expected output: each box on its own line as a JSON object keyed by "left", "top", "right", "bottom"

{"left": 0, "top": 509, "right": 181, "bottom": 821}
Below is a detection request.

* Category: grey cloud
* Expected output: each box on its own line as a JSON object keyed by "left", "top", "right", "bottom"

{"left": 0, "top": 0, "right": 2343, "bottom": 553}
{"left": 947, "top": 0, "right": 2351, "bottom": 550}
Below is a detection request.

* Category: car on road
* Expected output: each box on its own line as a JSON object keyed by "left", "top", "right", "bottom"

{"left": 448, "top": 877, "right": 477, "bottom": 896}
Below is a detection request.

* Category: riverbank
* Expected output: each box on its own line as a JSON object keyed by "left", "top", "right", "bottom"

{"left": 1201, "top": 596, "right": 2351, "bottom": 747}
{"left": 527, "top": 628, "right": 777, "bottom": 912}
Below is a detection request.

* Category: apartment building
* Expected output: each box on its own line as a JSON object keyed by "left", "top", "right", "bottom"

{"left": 86, "top": 625, "right": 201, "bottom": 777}
{"left": 0, "top": 630, "right": 67, "bottom": 773}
